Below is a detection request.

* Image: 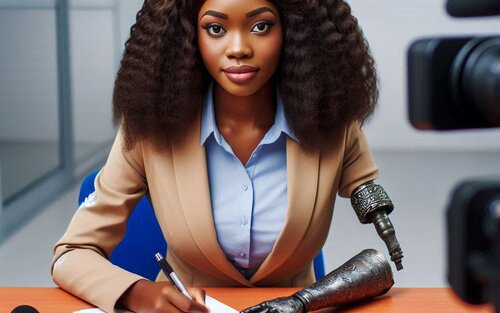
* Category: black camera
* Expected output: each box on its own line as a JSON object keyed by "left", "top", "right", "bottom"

{"left": 407, "top": 0, "right": 500, "bottom": 311}
{"left": 447, "top": 178, "right": 500, "bottom": 307}
{"left": 408, "top": 1, "right": 500, "bottom": 130}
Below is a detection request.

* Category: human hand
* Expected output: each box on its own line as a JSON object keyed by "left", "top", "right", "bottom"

{"left": 119, "top": 279, "right": 210, "bottom": 313}
{"left": 239, "top": 296, "right": 305, "bottom": 313}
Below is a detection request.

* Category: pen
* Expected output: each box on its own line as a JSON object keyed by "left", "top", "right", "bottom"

{"left": 155, "top": 252, "right": 193, "bottom": 300}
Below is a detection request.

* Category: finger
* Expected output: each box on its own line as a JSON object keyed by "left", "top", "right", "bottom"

{"left": 165, "top": 287, "right": 209, "bottom": 313}
{"left": 190, "top": 288, "right": 207, "bottom": 305}
{"left": 160, "top": 286, "right": 193, "bottom": 312}
{"left": 187, "top": 299, "right": 210, "bottom": 313}
{"left": 240, "top": 304, "right": 268, "bottom": 313}
{"left": 152, "top": 287, "right": 183, "bottom": 313}
{"left": 157, "top": 300, "right": 183, "bottom": 313}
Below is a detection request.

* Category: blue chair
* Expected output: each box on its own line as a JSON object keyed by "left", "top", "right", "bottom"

{"left": 314, "top": 250, "right": 325, "bottom": 280}
{"left": 78, "top": 170, "right": 325, "bottom": 281}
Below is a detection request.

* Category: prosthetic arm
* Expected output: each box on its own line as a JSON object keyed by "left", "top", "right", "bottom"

{"left": 351, "top": 181, "right": 404, "bottom": 270}
{"left": 240, "top": 249, "right": 394, "bottom": 313}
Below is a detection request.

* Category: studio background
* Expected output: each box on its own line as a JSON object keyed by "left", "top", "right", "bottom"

{"left": 1, "top": 0, "right": 499, "bottom": 289}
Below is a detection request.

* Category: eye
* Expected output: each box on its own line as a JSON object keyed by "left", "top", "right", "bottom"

{"left": 203, "top": 23, "right": 226, "bottom": 37}
{"left": 251, "top": 21, "right": 274, "bottom": 34}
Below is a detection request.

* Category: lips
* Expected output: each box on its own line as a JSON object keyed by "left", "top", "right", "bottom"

{"left": 223, "top": 65, "right": 259, "bottom": 84}
{"left": 223, "top": 65, "right": 259, "bottom": 73}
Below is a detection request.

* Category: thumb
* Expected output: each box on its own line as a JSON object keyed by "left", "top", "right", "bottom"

{"left": 190, "top": 288, "right": 206, "bottom": 305}
{"left": 189, "top": 288, "right": 209, "bottom": 313}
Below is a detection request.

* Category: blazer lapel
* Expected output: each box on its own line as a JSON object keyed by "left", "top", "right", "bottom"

{"left": 251, "top": 137, "right": 320, "bottom": 283}
{"left": 171, "top": 116, "right": 252, "bottom": 286}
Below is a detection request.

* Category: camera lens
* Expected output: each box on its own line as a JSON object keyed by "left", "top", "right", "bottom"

{"left": 462, "top": 38, "right": 500, "bottom": 124}
{"left": 451, "top": 37, "right": 500, "bottom": 126}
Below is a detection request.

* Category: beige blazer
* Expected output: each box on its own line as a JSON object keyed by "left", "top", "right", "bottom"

{"left": 52, "top": 117, "right": 378, "bottom": 313}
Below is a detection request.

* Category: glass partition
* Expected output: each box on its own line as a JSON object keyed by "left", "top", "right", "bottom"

{"left": 0, "top": 0, "right": 143, "bottom": 243}
{"left": 0, "top": 7, "right": 60, "bottom": 203}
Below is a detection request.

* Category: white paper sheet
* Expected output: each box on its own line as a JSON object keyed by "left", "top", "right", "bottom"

{"left": 206, "top": 295, "right": 238, "bottom": 313}
{"left": 73, "top": 295, "right": 237, "bottom": 313}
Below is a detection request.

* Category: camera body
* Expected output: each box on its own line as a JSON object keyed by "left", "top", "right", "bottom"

{"left": 447, "top": 179, "right": 500, "bottom": 305}
{"left": 408, "top": 36, "right": 500, "bottom": 130}
{"left": 407, "top": 0, "right": 500, "bottom": 309}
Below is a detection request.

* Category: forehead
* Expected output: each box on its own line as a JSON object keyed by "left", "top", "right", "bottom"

{"left": 198, "top": 0, "right": 278, "bottom": 18}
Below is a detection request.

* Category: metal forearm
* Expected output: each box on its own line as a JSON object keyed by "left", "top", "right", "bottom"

{"left": 351, "top": 181, "right": 404, "bottom": 270}
{"left": 293, "top": 249, "right": 394, "bottom": 312}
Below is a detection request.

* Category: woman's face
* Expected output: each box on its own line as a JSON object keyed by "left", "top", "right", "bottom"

{"left": 197, "top": 0, "right": 283, "bottom": 97}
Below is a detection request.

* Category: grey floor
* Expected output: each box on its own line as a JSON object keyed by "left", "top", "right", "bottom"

{"left": 1, "top": 149, "right": 500, "bottom": 288}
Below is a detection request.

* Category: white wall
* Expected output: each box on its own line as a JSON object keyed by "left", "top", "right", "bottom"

{"left": 70, "top": 0, "right": 143, "bottom": 144}
{"left": 117, "top": 0, "right": 144, "bottom": 54}
{"left": 70, "top": 1, "right": 116, "bottom": 143}
{"left": 348, "top": 0, "right": 500, "bottom": 150}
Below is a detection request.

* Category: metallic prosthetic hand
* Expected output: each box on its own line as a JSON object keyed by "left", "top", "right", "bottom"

{"left": 240, "top": 249, "right": 394, "bottom": 313}
{"left": 351, "top": 181, "right": 404, "bottom": 270}
{"left": 239, "top": 296, "right": 303, "bottom": 313}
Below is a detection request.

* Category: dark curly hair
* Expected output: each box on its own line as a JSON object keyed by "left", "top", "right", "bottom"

{"left": 113, "top": 0, "right": 378, "bottom": 151}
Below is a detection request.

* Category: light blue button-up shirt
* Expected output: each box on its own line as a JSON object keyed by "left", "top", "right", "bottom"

{"left": 200, "top": 84, "right": 297, "bottom": 278}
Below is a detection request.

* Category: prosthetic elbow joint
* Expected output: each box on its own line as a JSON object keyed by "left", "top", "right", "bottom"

{"left": 351, "top": 181, "right": 404, "bottom": 270}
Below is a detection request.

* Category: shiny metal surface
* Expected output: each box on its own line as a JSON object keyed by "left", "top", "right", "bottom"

{"left": 294, "top": 249, "right": 394, "bottom": 311}
{"left": 351, "top": 181, "right": 404, "bottom": 270}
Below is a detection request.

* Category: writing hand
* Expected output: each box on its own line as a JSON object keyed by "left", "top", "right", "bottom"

{"left": 239, "top": 296, "right": 304, "bottom": 313}
{"left": 119, "top": 279, "right": 210, "bottom": 313}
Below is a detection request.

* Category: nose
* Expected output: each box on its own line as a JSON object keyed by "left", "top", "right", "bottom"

{"left": 226, "top": 32, "right": 252, "bottom": 60}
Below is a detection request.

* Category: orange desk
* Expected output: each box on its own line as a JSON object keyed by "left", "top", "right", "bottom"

{"left": 0, "top": 287, "right": 493, "bottom": 313}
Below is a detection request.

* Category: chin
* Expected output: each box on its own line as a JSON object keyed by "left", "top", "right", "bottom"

{"left": 218, "top": 81, "right": 263, "bottom": 97}
{"left": 226, "top": 87, "right": 261, "bottom": 97}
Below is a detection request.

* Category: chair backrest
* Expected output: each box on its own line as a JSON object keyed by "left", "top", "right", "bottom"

{"left": 313, "top": 250, "right": 325, "bottom": 280}
{"left": 78, "top": 170, "right": 325, "bottom": 281}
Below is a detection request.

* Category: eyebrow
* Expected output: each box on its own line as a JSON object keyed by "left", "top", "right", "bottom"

{"left": 246, "top": 7, "right": 277, "bottom": 18}
{"left": 201, "top": 10, "right": 228, "bottom": 20}
{"left": 200, "top": 7, "right": 277, "bottom": 20}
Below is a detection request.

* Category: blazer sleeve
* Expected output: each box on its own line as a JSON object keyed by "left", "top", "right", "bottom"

{"left": 51, "top": 129, "right": 148, "bottom": 313}
{"left": 338, "top": 122, "right": 379, "bottom": 198}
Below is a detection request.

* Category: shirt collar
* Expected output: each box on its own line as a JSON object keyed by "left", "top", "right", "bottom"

{"left": 275, "top": 88, "right": 298, "bottom": 142}
{"left": 200, "top": 81, "right": 298, "bottom": 147}
{"left": 200, "top": 82, "right": 220, "bottom": 146}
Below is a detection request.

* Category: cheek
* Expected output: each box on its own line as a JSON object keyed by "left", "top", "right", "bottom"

{"left": 261, "top": 36, "right": 283, "bottom": 69}
{"left": 198, "top": 36, "right": 222, "bottom": 72}
{"left": 198, "top": 38, "right": 210, "bottom": 66}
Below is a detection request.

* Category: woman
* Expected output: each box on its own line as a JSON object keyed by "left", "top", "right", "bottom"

{"left": 52, "top": 0, "right": 386, "bottom": 312}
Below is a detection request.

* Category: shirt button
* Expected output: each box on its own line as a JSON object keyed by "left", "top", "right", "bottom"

{"left": 241, "top": 216, "right": 248, "bottom": 225}
{"left": 243, "top": 184, "right": 248, "bottom": 191}
{"left": 239, "top": 252, "right": 246, "bottom": 257}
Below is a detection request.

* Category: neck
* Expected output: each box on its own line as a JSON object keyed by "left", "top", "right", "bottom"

{"left": 213, "top": 81, "right": 276, "bottom": 130}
